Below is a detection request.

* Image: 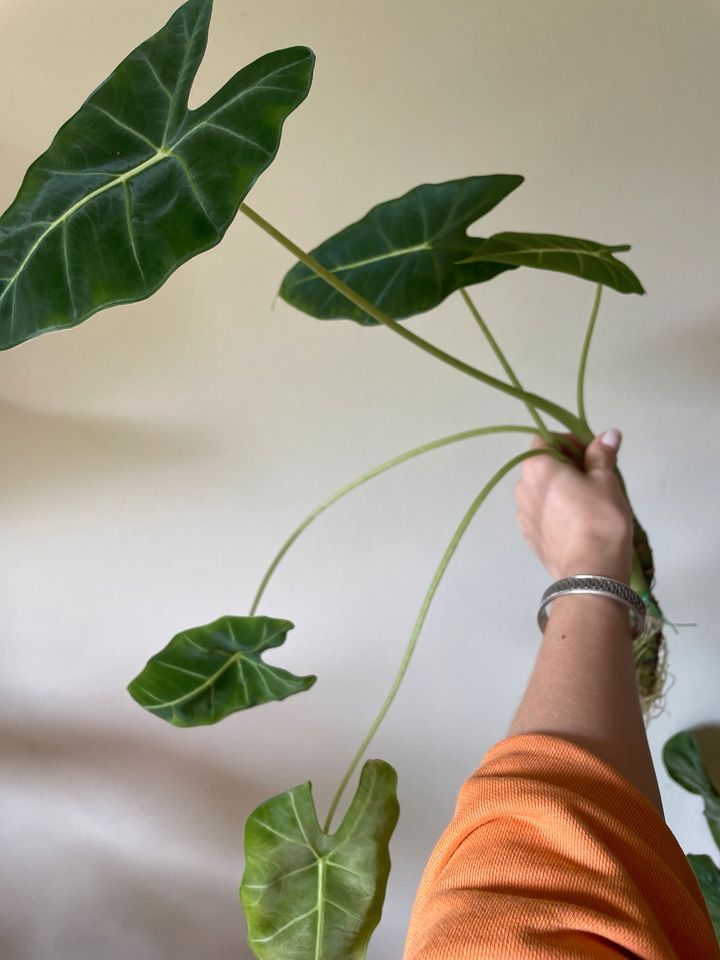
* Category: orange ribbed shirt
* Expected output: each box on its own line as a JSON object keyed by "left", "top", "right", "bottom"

{"left": 403, "top": 733, "right": 719, "bottom": 959}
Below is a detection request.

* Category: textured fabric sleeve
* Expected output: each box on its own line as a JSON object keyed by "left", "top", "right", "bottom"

{"left": 402, "top": 733, "right": 720, "bottom": 960}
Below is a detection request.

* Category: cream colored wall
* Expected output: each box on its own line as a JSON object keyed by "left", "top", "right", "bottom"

{"left": 1, "top": 1, "right": 719, "bottom": 957}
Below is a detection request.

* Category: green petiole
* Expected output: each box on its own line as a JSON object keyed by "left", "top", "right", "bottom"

{"left": 240, "top": 203, "right": 592, "bottom": 444}
{"left": 249, "top": 424, "right": 544, "bottom": 616}
{"left": 322, "top": 445, "right": 566, "bottom": 833}
{"left": 577, "top": 283, "right": 603, "bottom": 425}
{"left": 459, "top": 287, "right": 553, "bottom": 446}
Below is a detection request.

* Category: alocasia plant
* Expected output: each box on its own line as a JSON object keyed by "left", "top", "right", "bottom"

{"left": 0, "top": 0, "right": 313, "bottom": 345}
{"left": 663, "top": 730, "right": 720, "bottom": 944}
{"left": 0, "top": 0, "right": 696, "bottom": 955}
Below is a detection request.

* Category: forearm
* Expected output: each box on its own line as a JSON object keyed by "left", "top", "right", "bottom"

{"left": 507, "top": 566, "right": 664, "bottom": 818}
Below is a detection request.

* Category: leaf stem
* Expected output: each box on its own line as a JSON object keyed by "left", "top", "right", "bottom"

{"left": 571, "top": 287, "right": 651, "bottom": 606}
{"left": 249, "top": 425, "right": 541, "bottom": 616}
{"left": 322, "top": 446, "right": 565, "bottom": 834}
{"left": 459, "top": 288, "right": 553, "bottom": 445}
{"left": 577, "top": 283, "right": 602, "bottom": 424}
{"left": 240, "top": 203, "right": 592, "bottom": 443}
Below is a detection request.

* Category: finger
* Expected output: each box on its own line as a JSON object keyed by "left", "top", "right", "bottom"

{"left": 529, "top": 432, "right": 581, "bottom": 453}
{"left": 558, "top": 431, "right": 584, "bottom": 448}
{"left": 584, "top": 429, "right": 621, "bottom": 477}
{"left": 552, "top": 432, "right": 582, "bottom": 451}
{"left": 552, "top": 432, "right": 587, "bottom": 467}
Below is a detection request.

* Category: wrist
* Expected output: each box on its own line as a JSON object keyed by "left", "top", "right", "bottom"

{"left": 552, "top": 556, "right": 632, "bottom": 586}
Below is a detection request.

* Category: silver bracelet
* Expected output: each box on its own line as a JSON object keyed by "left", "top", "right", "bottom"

{"left": 537, "top": 575, "right": 646, "bottom": 640}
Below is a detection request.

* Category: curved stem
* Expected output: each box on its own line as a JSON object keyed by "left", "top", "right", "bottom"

{"left": 611, "top": 465, "right": 651, "bottom": 600}
{"left": 240, "top": 203, "right": 592, "bottom": 443}
{"left": 572, "top": 288, "right": 650, "bottom": 605}
{"left": 459, "top": 288, "right": 552, "bottom": 445}
{"left": 322, "top": 445, "right": 566, "bottom": 834}
{"left": 577, "top": 283, "right": 602, "bottom": 424}
{"left": 249, "top": 424, "right": 542, "bottom": 616}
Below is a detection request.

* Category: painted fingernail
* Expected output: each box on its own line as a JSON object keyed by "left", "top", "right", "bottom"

{"left": 600, "top": 428, "right": 621, "bottom": 451}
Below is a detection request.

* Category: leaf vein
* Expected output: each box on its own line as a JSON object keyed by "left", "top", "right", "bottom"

{"left": 251, "top": 905, "right": 318, "bottom": 944}
{"left": 292, "top": 242, "right": 431, "bottom": 290}
{"left": 136, "top": 51, "right": 173, "bottom": 101}
{"left": 170, "top": 52, "right": 309, "bottom": 152}
{"left": 204, "top": 121, "right": 270, "bottom": 153}
{"left": 253, "top": 817, "right": 312, "bottom": 849}
{"left": 290, "top": 792, "right": 317, "bottom": 855}
{"left": 244, "top": 861, "right": 317, "bottom": 889}
{"left": 92, "top": 104, "right": 159, "bottom": 152}
{"left": 168, "top": 151, "right": 213, "bottom": 222}
{"left": 152, "top": 658, "right": 206, "bottom": 680}
{"left": 62, "top": 220, "right": 77, "bottom": 319}
{"left": 123, "top": 180, "right": 146, "bottom": 282}
{"left": 325, "top": 896, "right": 357, "bottom": 920}
{"left": 0, "top": 151, "right": 168, "bottom": 312}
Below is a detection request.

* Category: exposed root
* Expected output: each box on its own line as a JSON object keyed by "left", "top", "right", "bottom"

{"left": 634, "top": 592, "right": 676, "bottom": 724}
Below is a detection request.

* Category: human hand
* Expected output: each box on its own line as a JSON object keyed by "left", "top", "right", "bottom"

{"left": 514, "top": 429, "right": 634, "bottom": 584}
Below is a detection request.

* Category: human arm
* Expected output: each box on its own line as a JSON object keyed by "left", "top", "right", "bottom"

{"left": 507, "top": 428, "right": 664, "bottom": 816}
{"left": 402, "top": 428, "right": 720, "bottom": 959}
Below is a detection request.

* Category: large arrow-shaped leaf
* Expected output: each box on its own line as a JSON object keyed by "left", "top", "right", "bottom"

{"left": 128, "top": 615, "right": 316, "bottom": 727}
{"left": 458, "top": 231, "right": 644, "bottom": 294}
{"left": 0, "top": 0, "right": 314, "bottom": 350}
{"left": 663, "top": 730, "right": 720, "bottom": 850}
{"left": 278, "top": 176, "right": 524, "bottom": 325}
{"left": 240, "top": 759, "right": 399, "bottom": 959}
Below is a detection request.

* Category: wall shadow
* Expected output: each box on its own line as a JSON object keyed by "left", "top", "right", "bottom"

{"left": 0, "top": 399, "right": 216, "bottom": 503}
{"left": 0, "top": 719, "right": 283, "bottom": 960}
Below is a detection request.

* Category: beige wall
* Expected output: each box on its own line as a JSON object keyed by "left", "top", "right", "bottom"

{"left": 1, "top": 1, "right": 719, "bottom": 957}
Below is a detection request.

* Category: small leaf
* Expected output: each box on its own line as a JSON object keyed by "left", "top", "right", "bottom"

{"left": 241, "top": 759, "right": 399, "bottom": 959}
{"left": 663, "top": 730, "right": 720, "bottom": 850}
{"left": 457, "top": 231, "right": 644, "bottom": 294}
{"left": 0, "top": 0, "right": 315, "bottom": 349}
{"left": 279, "top": 176, "right": 524, "bottom": 325}
{"left": 687, "top": 855, "right": 720, "bottom": 944}
{"left": 128, "top": 615, "right": 316, "bottom": 727}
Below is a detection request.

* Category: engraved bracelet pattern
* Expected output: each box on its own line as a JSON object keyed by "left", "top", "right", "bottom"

{"left": 537, "top": 575, "right": 647, "bottom": 640}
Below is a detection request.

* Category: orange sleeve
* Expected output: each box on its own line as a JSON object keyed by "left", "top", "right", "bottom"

{"left": 402, "top": 733, "right": 720, "bottom": 960}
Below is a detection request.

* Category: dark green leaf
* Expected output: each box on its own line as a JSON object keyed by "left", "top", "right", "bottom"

{"left": 279, "top": 176, "right": 524, "bottom": 325}
{"left": 663, "top": 730, "right": 720, "bottom": 850}
{"left": 240, "top": 759, "right": 399, "bottom": 959}
{"left": 687, "top": 855, "right": 720, "bottom": 944}
{"left": 0, "top": 0, "right": 314, "bottom": 350}
{"left": 128, "top": 615, "right": 316, "bottom": 727}
{"left": 458, "top": 231, "right": 644, "bottom": 294}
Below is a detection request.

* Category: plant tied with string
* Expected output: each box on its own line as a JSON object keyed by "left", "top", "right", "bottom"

{"left": 0, "top": 0, "right": 691, "bottom": 956}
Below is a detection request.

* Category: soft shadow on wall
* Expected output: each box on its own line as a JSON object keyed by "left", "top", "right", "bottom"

{"left": 0, "top": 719, "right": 273, "bottom": 960}
{"left": 0, "top": 399, "right": 217, "bottom": 504}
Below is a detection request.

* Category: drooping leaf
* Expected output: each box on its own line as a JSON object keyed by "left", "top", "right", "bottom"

{"left": 278, "top": 176, "right": 524, "bottom": 325}
{"left": 128, "top": 615, "right": 316, "bottom": 727}
{"left": 240, "top": 759, "right": 399, "bottom": 959}
{"left": 663, "top": 730, "right": 720, "bottom": 850}
{"left": 458, "top": 231, "right": 644, "bottom": 294}
{"left": 687, "top": 855, "right": 720, "bottom": 944}
{"left": 0, "top": 0, "right": 314, "bottom": 350}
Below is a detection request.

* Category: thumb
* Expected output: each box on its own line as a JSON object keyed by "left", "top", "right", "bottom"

{"left": 585, "top": 428, "right": 622, "bottom": 475}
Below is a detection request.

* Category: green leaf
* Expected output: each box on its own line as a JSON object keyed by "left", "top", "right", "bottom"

{"left": 687, "top": 855, "right": 720, "bottom": 944}
{"left": 0, "top": 0, "right": 314, "bottom": 350}
{"left": 458, "top": 231, "right": 644, "bottom": 294}
{"left": 240, "top": 759, "right": 399, "bottom": 959}
{"left": 278, "top": 176, "right": 524, "bottom": 325}
{"left": 663, "top": 730, "right": 720, "bottom": 850}
{"left": 128, "top": 615, "right": 316, "bottom": 727}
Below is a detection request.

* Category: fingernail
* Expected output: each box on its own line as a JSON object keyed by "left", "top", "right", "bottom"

{"left": 600, "top": 428, "right": 621, "bottom": 451}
